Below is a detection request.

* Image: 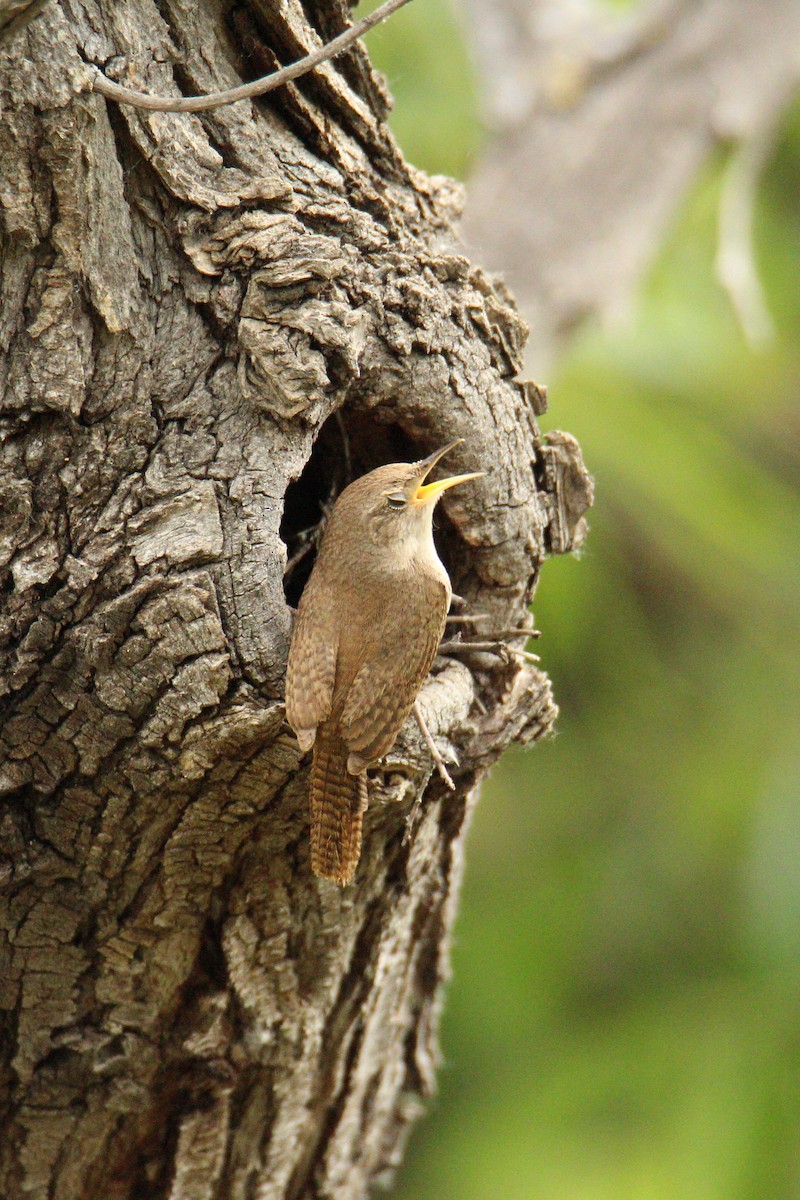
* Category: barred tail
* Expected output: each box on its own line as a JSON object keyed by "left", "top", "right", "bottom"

{"left": 309, "top": 733, "right": 368, "bottom": 885}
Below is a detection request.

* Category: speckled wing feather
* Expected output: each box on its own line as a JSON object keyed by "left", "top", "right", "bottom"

{"left": 340, "top": 574, "right": 448, "bottom": 765}
{"left": 285, "top": 601, "right": 337, "bottom": 751}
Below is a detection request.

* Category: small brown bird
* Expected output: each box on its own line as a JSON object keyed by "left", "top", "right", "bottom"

{"left": 285, "top": 440, "right": 482, "bottom": 885}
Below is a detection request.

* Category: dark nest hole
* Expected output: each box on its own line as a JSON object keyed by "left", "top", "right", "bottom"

{"left": 280, "top": 411, "right": 468, "bottom": 610}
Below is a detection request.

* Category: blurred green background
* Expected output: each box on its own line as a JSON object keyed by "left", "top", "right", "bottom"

{"left": 362, "top": 2, "right": 800, "bottom": 1197}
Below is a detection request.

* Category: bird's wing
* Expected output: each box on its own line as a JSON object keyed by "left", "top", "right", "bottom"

{"left": 285, "top": 602, "right": 337, "bottom": 750}
{"left": 339, "top": 577, "right": 448, "bottom": 766}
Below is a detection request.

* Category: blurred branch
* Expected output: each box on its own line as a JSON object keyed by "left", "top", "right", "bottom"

{"left": 716, "top": 121, "right": 778, "bottom": 347}
{"left": 459, "top": 0, "right": 800, "bottom": 365}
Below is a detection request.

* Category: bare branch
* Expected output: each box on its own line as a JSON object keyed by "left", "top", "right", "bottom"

{"left": 716, "top": 124, "right": 778, "bottom": 347}
{"left": 460, "top": 0, "right": 800, "bottom": 364}
{"left": 440, "top": 640, "right": 541, "bottom": 665}
{"left": 86, "top": 0, "right": 414, "bottom": 113}
{"left": 413, "top": 700, "right": 456, "bottom": 790}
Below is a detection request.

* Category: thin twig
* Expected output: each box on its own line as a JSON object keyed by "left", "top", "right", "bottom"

{"left": 716, "top": 126, "right": 777, "bottom": 347}
{"left": 85, "top": 0, "right": 415, "bottom": 114}
{"left": 413, "top": 701, "right": 456, "bottom": 791}
{"left": 481, "top": 628, "right": 541, "bottom": 640}
{"left": 445, "top": 613, "right": 541, "bottom": 639}
{"left": 439, "top": 640, "right": 541, "bottom": 665}
{"left": 282, "top": 527, "right": 319, "bottom": 580}
{"left": 446, "top": 613, "right": 492, "bottom": 624}
{"left": 334, "top": 410, "right": 352, "bottom": 489}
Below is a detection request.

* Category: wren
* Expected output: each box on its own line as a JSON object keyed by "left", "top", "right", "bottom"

{"left": 285, "top": 440, "right": 482, "bottom": 885}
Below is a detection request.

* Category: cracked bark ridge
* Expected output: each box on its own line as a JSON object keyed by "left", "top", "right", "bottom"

{"left": 0, "top": 3, "right": 590, "bottom": 1197}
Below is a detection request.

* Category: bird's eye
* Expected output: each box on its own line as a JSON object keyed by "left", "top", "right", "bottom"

{"left": 386, "top": 493, "right": 407, "bottom": 509}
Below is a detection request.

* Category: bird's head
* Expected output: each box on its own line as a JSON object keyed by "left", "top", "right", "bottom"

{"left": 329, "top": 440, "right": 483, "bottom": 556}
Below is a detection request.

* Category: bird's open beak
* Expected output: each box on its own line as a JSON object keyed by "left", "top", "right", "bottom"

{"left": 412, "top": 439, "right": 484, "bottom": 504}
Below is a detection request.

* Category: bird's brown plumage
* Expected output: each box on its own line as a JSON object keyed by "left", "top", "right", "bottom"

{"left": 308, "top": 732, "right": 367, "bottom": 885}
{"left": 285, "top": 447, "right": 479, "bottom": 885}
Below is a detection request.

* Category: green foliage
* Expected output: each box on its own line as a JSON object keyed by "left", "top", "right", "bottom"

{"left": 367, "top": 9, "right": 800, "bottom": 1197}
{"left": 359, "top": 0, "right": 481, "bottom": 179}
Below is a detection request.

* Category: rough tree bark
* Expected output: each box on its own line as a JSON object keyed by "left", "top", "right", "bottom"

{"left": 0, "top": 2, "right": 590, "bottom": 1197}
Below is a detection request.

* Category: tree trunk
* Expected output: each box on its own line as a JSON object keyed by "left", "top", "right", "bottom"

{"left": 0, "top": 2, "right": 589, "bottom": 1196}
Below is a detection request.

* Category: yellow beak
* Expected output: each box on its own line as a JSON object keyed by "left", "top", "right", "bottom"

{"left": 412, "top": 439, "right": 484, "bottom": 504}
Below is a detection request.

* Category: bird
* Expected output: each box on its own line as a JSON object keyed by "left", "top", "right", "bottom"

{"left": 285, "top": 439, "right": 482, "bottom": 885}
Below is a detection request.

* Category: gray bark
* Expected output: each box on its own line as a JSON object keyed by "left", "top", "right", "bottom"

{"left": 0, "top": 2, "right": 589, "bottom": 1196}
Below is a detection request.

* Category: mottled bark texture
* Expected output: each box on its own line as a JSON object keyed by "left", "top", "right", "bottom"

{"left": 0, "top": 3, "right": 589, "bottom": 1197}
